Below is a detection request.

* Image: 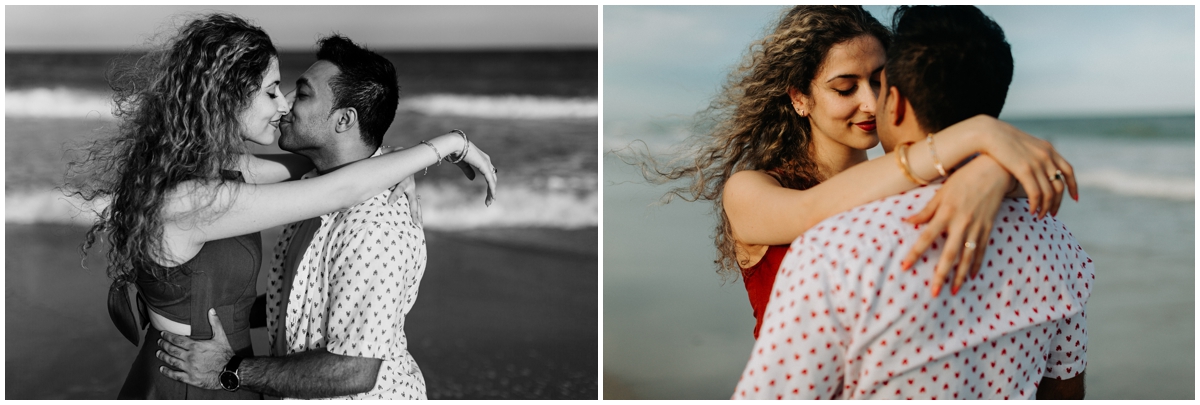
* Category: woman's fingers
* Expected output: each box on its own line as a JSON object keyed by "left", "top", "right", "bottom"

{"left": 933, "top": 220, "right": 967, "bottom": 297}
{"left": 1048, "top": 168, "right": 1065, "bottom": 216}
{"left": 904, "top": 191, "right": 941, "bottom": 225}
{"left": 970, "top": 225, "right": 991, "bottom": 278}
{"left": 1026, "top": 162, "right": 1054, "bottom": 219}
{"left": 1054, "top": 152, "right": 1079, "bottom": 202}
{"left": 1012, "top": 168, "right": 1041, "bottom": 218}
{"left": 901, "top": 210, "right": 948, "bottom": 274}
{"left": 952, "top": 222, "right": 985, "bottom": 294}
{"left": 468, "top": 144, "right": 497, "bottom": 206}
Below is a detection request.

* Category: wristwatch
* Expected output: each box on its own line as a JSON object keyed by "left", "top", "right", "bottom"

{"left": 219, "top": 355, "right": 244, "bottom": 392}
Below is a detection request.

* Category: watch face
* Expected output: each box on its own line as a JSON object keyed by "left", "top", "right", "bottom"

{"left": 219, "top": 370, "right": 239, "bottom": 391}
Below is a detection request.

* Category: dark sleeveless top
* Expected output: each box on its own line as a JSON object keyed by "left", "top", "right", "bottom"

{"left": 136, "top": 232, "right": 262, "bottom": 349}
{"left": 109, "top": 170, "right": 264, "bottom": 399}
{"left": 742, "top": 245, "right": 789, "bottom": 340}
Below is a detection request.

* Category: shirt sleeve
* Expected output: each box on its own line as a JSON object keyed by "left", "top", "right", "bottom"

{"left": 734, "top": 241, "right": 848, "bottom": 400}
{"left": 322, "top": 221, "right": 419, "bottom": 361}
{"left": 1043, "top": 308, "right": 1087, "bottom": 379}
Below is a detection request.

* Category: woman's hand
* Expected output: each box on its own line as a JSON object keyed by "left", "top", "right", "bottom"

{"left": 949, "top": 115, "right": 1078, "bottom": 219}
{"left": 901, "top": 155, "right": 1011, "bottom": 297}
{"left": 379, "top": 145, "right": 422, "bottom": 224}
{"left": 442, "top": 137, "right": 497, "bottom": 207}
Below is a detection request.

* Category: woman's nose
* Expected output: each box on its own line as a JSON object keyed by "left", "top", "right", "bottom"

{"left": 278, "top": 91, "right": 293, "bottom": 113}
{"left": 860, "top": 88, "right": 876, "bottom": 114}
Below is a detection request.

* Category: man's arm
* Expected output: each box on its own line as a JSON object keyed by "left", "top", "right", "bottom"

{"left": 1037, "top": 372, "right": 1085, "bottom": 400}
{"left": 733, "top": 240, "right": 847, "bottom": 399}
{"left": 240, "top": 349, "right": 380, "bottom": 399}
{"left": 157, "top": 309, "right": 380, "bottom": 398}
{"left": 1038, "top": 306, "right": 1088, "bottom": 399}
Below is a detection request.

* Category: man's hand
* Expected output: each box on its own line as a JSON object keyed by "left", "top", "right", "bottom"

{"left": 157, "top": 308, "right": 234, "bottom": 390}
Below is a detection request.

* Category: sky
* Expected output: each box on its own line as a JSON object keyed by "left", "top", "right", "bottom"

{"left": 5, "top": 5, "right": 598, "bottom": 51}
{"left": 605, "top": 5, "right": 1195, "bottom": 119}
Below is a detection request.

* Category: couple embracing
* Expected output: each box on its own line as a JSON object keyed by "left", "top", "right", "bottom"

{"left": 71, "top": 14, "right": 496, "bottom": 400}
{"left": 636, "top": 5, "right": 1092, "bottom": 399}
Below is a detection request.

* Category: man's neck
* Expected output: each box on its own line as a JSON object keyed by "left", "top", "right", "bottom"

{"left": 880, "top": 117, "right": 929, "bottom": 153}
{"left": 891, "top": 127, "right": 926, "bottom": 147}
{"left": 307, "top": 142, "right": 376, "bottom": 175}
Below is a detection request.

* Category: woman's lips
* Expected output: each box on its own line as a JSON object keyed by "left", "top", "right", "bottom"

{"left": 855, "top": 120, "right": 876, "bottom": 131}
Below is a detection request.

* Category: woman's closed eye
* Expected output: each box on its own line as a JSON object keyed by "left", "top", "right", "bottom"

{"left": 836, "top": 86, "right": 857, "bottom": 96}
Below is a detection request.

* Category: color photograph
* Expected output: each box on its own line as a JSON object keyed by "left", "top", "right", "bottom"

{"left": 7, "top": 5, "right": 597, "bottom": 399}
{"left": 604, "top": 5, "right": 1192, "bottom": 400}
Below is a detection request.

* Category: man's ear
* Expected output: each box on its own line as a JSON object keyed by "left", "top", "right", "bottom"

{"left": 787, "top": 86, "right": 810, "bottom": 118}
{"left": 886, "top": 86, "right": 907, "bottom": 127}
{"left": 333, "top": 107, "right": 358, "bottom": 133}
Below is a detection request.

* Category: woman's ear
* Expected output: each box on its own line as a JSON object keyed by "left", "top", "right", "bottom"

{"left": 787, "top": 86, "right": 809, "bottom": 118}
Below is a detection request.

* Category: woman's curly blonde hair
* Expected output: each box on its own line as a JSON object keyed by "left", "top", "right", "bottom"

{"left": 628, "top": 6, "right": 890, "bottom": 280}
{"left": 66, "top": 13, "right": 276, "bottom": 284}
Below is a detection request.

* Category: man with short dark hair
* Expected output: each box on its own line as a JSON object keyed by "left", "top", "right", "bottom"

{"left": 157, "top": 35, "right": 438, "bottom": 400}
{"left": 734, "top": 6, "right": 1092, "bottom": 400}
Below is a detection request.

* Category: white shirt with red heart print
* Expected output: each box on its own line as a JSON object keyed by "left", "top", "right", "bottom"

{"left": 733, "top": 185, "right": 1093, "bottom": 400}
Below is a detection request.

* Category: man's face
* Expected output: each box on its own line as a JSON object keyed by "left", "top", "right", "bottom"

{"left": 279, "top": 60, "right": 340, "bottom": 153}
{"left": 874, "top": 68, "right": 899, "bottom": 153}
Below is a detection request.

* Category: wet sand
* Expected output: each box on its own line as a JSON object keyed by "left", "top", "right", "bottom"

{"left": 4, "top": 224, "right": 597, "bottom": 399}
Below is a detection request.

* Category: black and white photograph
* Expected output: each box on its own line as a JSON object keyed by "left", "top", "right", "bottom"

{"left": 6, "top": 5, "right": 597, "bottom": 400}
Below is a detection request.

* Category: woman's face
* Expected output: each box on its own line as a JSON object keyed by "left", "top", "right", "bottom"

{"left": 792, "top": 34, "right": 886, "bottom": 152}
{"left": 239, "top": 57, "right": 289, "bottom": 145}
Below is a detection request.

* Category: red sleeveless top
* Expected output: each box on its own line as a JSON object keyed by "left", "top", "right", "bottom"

{"left": 741, "top": 245, "right": 790, "bottom": 339}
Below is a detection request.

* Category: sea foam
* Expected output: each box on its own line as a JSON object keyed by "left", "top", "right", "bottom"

{"left": 6, "top": 87, "right": 114, "bottom": 119}
{"left": 1075, "top": 168, "right": 1194, "bottom": 201}
{"left": 399, "top": 94, "right": 597, "bottom": 119}
{"left": 7, "top": 88, "right": 597, "bottom": 120}
{"left": 6, "top": 181, "right": 597, "bottom": 230}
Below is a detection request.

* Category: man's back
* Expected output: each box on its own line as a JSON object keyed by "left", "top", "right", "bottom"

{"left": 734, "top": 185, "right": 1093, "bottom": 399}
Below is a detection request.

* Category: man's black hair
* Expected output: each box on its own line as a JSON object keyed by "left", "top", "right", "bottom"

{"left": 885, "top": 6, "right": 1014, "bottom": 133}
{"left": 317, "top": 34, "right": 399, "bottom": 149}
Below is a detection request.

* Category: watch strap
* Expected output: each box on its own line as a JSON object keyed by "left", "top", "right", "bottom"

{"left": 220, "top": 355, "right": 245, "bottom": 392}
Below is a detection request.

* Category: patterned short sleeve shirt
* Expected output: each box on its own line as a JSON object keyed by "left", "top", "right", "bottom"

{"left": 733, "top": 185, "right": 1094, "bottom": 400}
{"left": 265, "top": 167, "right": 427, "bottom": 400}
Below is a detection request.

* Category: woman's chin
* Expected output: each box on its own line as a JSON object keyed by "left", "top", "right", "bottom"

{"left": 243, "top": 134, "right": 275, "bottom": 146}
{"left": 852, "top": 132, "right": 880, "bottom": 151}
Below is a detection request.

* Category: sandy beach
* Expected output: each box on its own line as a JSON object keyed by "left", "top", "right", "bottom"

{"left": 4, "top": 223, "right": 597, "bottom": 399}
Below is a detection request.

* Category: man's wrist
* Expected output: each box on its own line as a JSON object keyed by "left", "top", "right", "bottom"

{"left": 219, "top": 355, "right": 246, "bottom": 392}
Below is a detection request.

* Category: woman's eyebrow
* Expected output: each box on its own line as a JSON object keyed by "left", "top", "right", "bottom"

{"left": 826, "top": 73, "right": 861, "bottom": 83}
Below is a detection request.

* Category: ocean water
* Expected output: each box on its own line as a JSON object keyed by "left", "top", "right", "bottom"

{"left": 603, "top": 115, "right": 1195, "bottom": 399}
{"left": 5, "top": 50, "right": 598, "bottom": 230}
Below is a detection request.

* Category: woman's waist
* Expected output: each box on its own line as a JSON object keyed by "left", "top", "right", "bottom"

{"left": 142, "top": 297, "right": 256, "bottom": 338}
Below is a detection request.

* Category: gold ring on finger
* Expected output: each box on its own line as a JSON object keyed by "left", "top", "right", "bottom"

{"left": 1051, "top": 169, "right": 1063, "bottom": 182}
{"left": 964, "top": 241, "right": 977, "bottom": 250}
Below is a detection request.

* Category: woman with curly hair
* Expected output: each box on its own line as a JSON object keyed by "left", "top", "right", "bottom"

{"left": 67, "top": 14, "right": 496, "bottom": 399}
{"left": 631, "top": 6, "right": 1075, "bottom": 339}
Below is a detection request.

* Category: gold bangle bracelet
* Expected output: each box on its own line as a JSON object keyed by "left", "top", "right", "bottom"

{"left": 896, "top": 142, "right": 929, "bottom": 186}
{"left": 926, "top": 133, "right": 948, "bottom": 178}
